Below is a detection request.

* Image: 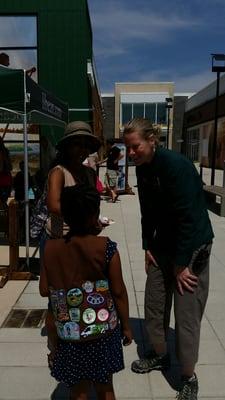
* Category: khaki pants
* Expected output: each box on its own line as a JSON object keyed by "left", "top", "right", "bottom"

{"left": 144, "top": 244, "right": 211, "bottom": 366}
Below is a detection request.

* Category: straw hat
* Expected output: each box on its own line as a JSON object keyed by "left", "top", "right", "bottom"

{"left": 56, "top": 121, "right": 101, "bottom": 152}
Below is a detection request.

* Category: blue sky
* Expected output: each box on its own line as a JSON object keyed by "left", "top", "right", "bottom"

{"left": 88, "top": 0, "right": 225, "bottom": 94}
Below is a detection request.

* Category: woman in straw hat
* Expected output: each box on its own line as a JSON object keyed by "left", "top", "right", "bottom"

{"left": 46, "top": 121, "right": 101, "bottom": 239}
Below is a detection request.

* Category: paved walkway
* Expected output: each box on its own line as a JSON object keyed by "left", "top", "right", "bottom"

{"left": 0, "top": 167, "right": 225, "bottom": 399}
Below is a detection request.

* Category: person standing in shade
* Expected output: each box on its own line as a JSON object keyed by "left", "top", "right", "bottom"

{"left": 102, "top": 140, "right": 123, "bottom": 202}
{"left": 123, "top": 118, "right": 214, "bottom": 400}
{"left": 13, "top": 160, "right": 32, "bottom": 202}
{"left": 0, "top": 137, "right": 12, "bottom": 207}
{"left": 46, "top": 121, "right": 101, "bottom": 239}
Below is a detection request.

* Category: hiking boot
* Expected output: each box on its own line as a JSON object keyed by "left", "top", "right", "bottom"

{"left": 176, "top": 374, "right": 198, "bottom": 400}
{"left": 131, "top": 352, "right": 170, "bottom": 373}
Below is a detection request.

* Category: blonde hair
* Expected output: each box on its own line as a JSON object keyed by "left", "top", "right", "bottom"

{"left": 123, "top": 118, "right": 161, "bottom": 143}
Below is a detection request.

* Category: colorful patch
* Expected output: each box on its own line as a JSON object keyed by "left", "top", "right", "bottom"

{"left": 50, "top": 292, "right": 58, "bottom": 317}
{"left": 96, "top": 280, "right": 109, "bottom": 292}
{"left": 57, "top": 289, "right": 67, "bottom": 305}
{"left": 82, "top": 281, "right": 94, "bottom": 293}
{"left": 97, "top": 308, "right": 109, "bottom": 322}
{"left": 82, "top": 308, "right": 96, "bottom": 324}
{"left": 81, "top": 323, "right": 108, "bottom": 338}
{"left": 67, "top": 288, "right": 83, "bottom": 307}
{"left": 63, "top": 322, "right": 80, "bottom": 340}
{"left": 109, "top": 311, "right": 117, "bottom": 330}
{"left": 69, "top": 308, "right": 80, "bottom": 322}
{"left": 87, "top": 292, "right": 105, "bottom": 306}
{"left": 55, "top": 321, "right": 64, "bottom": 340}
{"left": 57, "top": 311, "right": 70, "bottom": 322}
{"left": 58, "top": 303, "right": 68, "bottom": 312}
{"left": 106, "top": 295, "right": 114, "bottom": 311}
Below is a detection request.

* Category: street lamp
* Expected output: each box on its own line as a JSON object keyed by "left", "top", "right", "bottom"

{"left": 211, "top": 53, "right": 225, "bottom": 185}
{"left": 165, "top": 97, "right": 173, "bottom": 149}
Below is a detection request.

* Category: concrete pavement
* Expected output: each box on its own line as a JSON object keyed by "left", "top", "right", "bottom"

{"left": 0, "top": 166, "right": 225, "bottom": 399}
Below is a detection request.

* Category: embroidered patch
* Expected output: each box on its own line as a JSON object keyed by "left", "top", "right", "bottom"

{"left": 96, "top": 280, "right": 109, "bottom": 292}
{"left": 55, "top": 321, "right": 64, "bottom": 339}
{"left": 69, "top": 308, "right": 80, "bottom": 322}
{"left": 49, "top": 290, "right": 58, "bottom": 317}
{"left": 82, "top": 308, "right": 96, "bottom": 324}
{"left": 82, "top": 281, "right": 94, "bottom": 293}
{"left": 87, "top": 292, "right": 104, "bottom": 306}
{"left": 106, "top": 295, "right": 114, "bottom": 311}
{"left": 58, "top": 289, "right": 67, "bottom": 305}
{"left": 81, "top": 323, "right": 108, "bottom": 338}
{"left": 57, "top": 310, "right": 70, "bottom": 322}
{"left": 97, "top": 308, "right": 109, "bottom": 322}
{"left": 109, "top": 311, "right": 117, "bottom": 330}
{"left": 67, "top": 288, "right": 83, "bottom": 307}
{"left": 63, "top": 322, "right": 80, "bottom": 340}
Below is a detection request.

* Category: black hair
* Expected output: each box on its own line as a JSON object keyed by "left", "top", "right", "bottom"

{"left": 61, "top": 184, "right": 100, "bottom": 240}
{"left": 19, "top": 160, "right": 24, "bottom": 170}
{"left": 106, "top": 139, "right": 115, "bottom": 145}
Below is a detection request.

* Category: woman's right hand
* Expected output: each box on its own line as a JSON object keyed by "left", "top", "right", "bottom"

{"left": 145, "top": 250, "right": 158, "bottom": 274}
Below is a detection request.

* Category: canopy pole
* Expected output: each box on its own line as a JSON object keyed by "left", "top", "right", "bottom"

{"left": 23, "top": 70, "right": 30, "bottom": 269}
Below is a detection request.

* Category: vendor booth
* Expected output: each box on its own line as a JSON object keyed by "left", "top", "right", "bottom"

{"left": 0, "top": 65, "right": 68, "bottom": 269}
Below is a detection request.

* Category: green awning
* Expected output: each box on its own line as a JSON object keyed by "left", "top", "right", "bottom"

{"left": 0, "top": 65, "right": 68, "bottom": 126}
{"left": 0, "top": 65, "right": 69, "bottom": 268}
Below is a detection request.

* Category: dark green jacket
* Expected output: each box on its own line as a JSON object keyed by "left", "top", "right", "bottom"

{"left": 136, "top": 147, "right": 214, "bottom": 266}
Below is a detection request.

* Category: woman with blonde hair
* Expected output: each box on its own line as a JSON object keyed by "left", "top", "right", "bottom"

{"left": 123, "top": 117, "right": 213, "bottom": 400}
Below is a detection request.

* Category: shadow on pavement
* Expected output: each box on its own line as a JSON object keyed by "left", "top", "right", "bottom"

{"left": 130, "top": 318, "right": 181, "bottom": 391}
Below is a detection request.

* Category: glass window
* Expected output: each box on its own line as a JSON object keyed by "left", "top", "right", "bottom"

{"left": 0, "top": 16, "right": 39, "bottom": 175}
{"left": 157, "top": 103, "right": 167, "bottom": 124}
{"left": 133, "top": 103, "right": 144, "bottom": 118}
{"left": 122, "top": 103, "right": 132, "bottom": 125}
{"left": 145, "top": 103, "right": 156, "bottom": 123}
{"left": 0, "top": 15, "right": 37, "bottom": 81}
{"left": 0, "top": 16, "right": 37, "bottom": 47}
{"left": 1, "top": 49, "right": 37, "bottom": 81}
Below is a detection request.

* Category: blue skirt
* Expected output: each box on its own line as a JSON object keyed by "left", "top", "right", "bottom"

{"left": 50, "top": 325, "right": 124, "bottom": 386}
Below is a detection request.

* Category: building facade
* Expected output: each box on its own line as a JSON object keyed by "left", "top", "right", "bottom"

{"left": 102, "top": 94, "right": 115, "bottom": 140}
{"left": 183, "top": 74, "right": 225, "bottom": 169}
{"left": 0, "top": 1, "right": 103, "bottom": 172}
{"left": 114, "top": 82, "right": 174, "bottom": 148}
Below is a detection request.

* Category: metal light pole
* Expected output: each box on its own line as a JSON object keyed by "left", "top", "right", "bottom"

{"left": 165, "top": 97, "right": 173, "bottom": 149}
{"left": 211, "top": 53, "right": 225, "bottom": 185}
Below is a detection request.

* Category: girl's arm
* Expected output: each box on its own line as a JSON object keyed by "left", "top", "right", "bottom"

{"left": 108, "top": 250, "right": 132, "bottom": 345}
{"left": 97, "top": 157, "right": 108, "bottom": 166}
{"left": 47, "top": 168, "right": 64, "bottom": 215}
{"left": 39, "top": 260, "right": 49, "bottom": 297}
{"left": 114, "top": 152, "right": 123, "bottom": 164}
{"left": 39, "top": 256, "right": 59, "bottom": 354}
{"left": 39, "top": 243, "right": 51, "bottom": 297}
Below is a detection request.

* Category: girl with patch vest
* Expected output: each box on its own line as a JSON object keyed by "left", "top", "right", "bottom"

{"left": 39, "top": 184, "right": 132, "bottom": 400}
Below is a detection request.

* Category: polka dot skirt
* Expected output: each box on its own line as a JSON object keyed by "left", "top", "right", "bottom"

{"left": 50, "top": 239, "right": 124, "bottom": 386}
